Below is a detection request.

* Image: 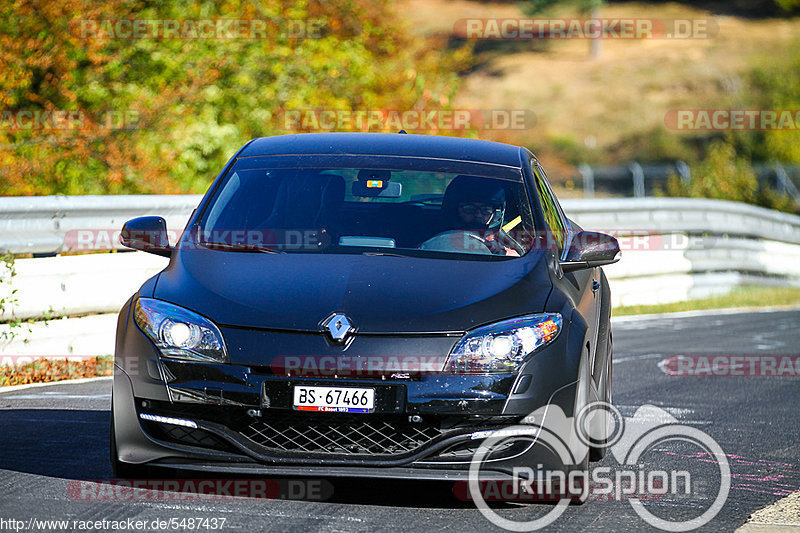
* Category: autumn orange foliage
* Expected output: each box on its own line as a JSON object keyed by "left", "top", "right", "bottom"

{"left": 0, "top": 0, "right": 471, "bottom": 196}
{"left": 0, "top": 356, "right": 113, "bottom": 386}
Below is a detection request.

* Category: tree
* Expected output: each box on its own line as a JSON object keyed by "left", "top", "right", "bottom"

{"left": 0, "top": 0, "right": 469, "bottom": 195}
{"left": 774, "top": 0, "right": 800, "bottom": 13}
{"left": 520, "top": 0, "right": 605, "bottom": 59}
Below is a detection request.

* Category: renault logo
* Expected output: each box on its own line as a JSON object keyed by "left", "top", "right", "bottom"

{"left": 322, "top": 313, "right": 354, "bottom": 342}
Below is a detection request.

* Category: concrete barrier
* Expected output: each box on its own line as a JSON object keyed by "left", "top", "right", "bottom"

{"left": 1, "top": 195, "right": 799, "bottom": 357}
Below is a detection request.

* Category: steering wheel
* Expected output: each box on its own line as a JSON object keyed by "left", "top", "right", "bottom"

{"left": 417, "top": 230, "right": 493, "bottom": 255}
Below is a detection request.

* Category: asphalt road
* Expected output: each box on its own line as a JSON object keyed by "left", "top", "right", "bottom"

{"left": 1, "top": 308, "right": 798, "bottom": 532}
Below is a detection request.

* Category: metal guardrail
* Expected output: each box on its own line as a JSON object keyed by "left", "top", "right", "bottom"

{"left": 0, "top": 195, "right": 202, "bottom": 255}
{"left": 561, "top": 197, "right": 800, "bottom": 245}
{"left": 574, "top": 161, "right": 800, "bottom": 201}
{"left": 2, "top": 194, "right": 800, "bottom": 355}
{"left": 1, "top": 194, "right": 800, "bottom": 255}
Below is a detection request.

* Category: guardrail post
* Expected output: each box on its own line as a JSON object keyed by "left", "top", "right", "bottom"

{"left": 630, "top": 161, "right": 645, "bottom": 198}
{"left": 676, "top": 160, "right": 691, "bottom": 185}
{"left": 774, "top": 162, "right": 800, "bottom": 202}
{"left": 578, "top": 163, "right": 595, "bottom": 199}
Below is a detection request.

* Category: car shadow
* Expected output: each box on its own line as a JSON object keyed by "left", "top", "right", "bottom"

{"left": 0, "top": 408, "right": 112, "bottom": 479}
{"left": 0, "top": 408, "right": 538, "bottom": 509}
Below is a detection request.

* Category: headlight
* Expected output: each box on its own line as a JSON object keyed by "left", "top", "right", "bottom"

{"left": 445, "top": 313, "right": 562, "bottom": 373}
{"left": 133, "top": 298, "right": 228, "bottom": 363}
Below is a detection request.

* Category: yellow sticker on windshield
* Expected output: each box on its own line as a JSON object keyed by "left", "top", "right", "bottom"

{"left": 502, "top": 216, "right": 522, "bottom": 233}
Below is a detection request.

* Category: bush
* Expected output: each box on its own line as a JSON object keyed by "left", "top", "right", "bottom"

{"left": 0, "top": 0, "right": 471, "bottom": 196}
{"left": 729, "top": 43, "right": 800, "bottom": 166}
{"left": 664, "top": 140, "right": 797, "bottom": 213}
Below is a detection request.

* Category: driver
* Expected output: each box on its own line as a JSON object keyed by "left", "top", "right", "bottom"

{"left": 443, "top": 175, "right": 523, "bottom": 256}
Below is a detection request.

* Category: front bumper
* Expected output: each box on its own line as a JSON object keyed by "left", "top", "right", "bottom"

{"left": 112, "top": 299, "right": 589, "bottom": 479}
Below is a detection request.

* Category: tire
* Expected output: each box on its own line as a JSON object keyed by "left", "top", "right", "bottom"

{"left": 589, "top": 334, "right": 612, "bottom": 462}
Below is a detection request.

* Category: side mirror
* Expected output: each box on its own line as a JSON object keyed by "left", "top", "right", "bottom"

{"left": 560, "top": 231, "right": 620, "bottom": 273}
{"left": 120, "top": 216, "right": 172, "bottom": 257}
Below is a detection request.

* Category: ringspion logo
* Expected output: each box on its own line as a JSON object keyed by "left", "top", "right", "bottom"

{"left": 468, "top": 403, "right": 730, "bottom": 531}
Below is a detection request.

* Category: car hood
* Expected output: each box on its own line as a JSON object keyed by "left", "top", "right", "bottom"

{"left": 152, "top": 249, "right": 553, "bottom": 334}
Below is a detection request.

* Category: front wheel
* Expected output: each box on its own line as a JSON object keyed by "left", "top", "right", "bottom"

{"left": 589, "top": 334, "right": 613, "bottom": 462}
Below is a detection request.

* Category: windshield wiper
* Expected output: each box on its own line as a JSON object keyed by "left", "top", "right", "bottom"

{"left": 362, "top": 251, "right": 407, "bottom": 258}
{"left": 199, "top": 241, "right": 284, "bottom": 254}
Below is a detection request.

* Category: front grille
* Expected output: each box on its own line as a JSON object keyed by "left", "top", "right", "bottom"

{"left": 241, "top": 413, "right": 444, "bottom": 455}
{"left": 142, "top": 420, "right": 237, "bottom": 453}
{"left": 163, "top": 425, "right": 225, "bottom": 448}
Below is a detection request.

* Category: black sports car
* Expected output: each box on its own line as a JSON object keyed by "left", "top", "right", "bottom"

{"left": 111, "top": 132, "right": 620, "bottom": 482}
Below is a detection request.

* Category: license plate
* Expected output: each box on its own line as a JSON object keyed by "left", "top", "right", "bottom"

{"left": 293, "top": 386, "right": 375, "bottom": 413}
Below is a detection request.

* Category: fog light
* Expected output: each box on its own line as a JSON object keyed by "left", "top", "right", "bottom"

{"left": 139, "top": 413, "right": 197, "bottom": 428}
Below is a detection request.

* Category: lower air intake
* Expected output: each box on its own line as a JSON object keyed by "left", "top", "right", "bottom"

{"left": 241, "top": 413, "right": 443, "bottom": 455}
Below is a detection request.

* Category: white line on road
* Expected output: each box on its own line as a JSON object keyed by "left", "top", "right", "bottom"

{"left": 0, "top": 376, "right": 111, "bottom": 394}
{"left": 2, "top": 393, "right": 111, "bottom": 400}
{"left": 613, "top": 353, "right": 664, "bottom": 364}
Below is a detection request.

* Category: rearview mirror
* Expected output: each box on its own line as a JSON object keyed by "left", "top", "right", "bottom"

{"left": 560, "top": 231, "right": 620, "bottom": 273}
{"left": 120, "top": 216, "right": 172, "bottom": 257}
{"left": 352, "top": 180, "right": 402, "bottom": 198}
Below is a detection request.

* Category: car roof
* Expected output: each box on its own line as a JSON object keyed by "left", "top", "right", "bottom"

{"left": 239, "top": 133, "right": 525, "bottom": 168}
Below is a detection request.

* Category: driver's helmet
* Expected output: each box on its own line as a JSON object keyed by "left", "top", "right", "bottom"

{"left": 442, "top": 175, "right": 506, "bottom": 231}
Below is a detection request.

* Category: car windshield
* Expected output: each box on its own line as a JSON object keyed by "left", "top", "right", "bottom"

{"left": 196, "top": 157, "right": 536, "bottom": 259}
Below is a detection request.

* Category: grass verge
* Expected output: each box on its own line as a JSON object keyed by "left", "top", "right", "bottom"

{"left": 614, "top": 285, "right": 800, "bottom": 316}
{"left": 0, "top": 355, "right": 113, "bottom": 387}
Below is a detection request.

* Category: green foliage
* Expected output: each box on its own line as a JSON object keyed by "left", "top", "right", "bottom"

{"left": 0, "top": 252, "right": 63, "bottom": 342}
{"left": 611, "top": 126, "right": 697, "bottom": 165}
{"left": 774, "top": 0, "right": 800, "bottom": 13}
{"left": 732, "top": 45, "right": 800, "bottom": 166}
{"left": 0, "top": 0, "right": 470, "bottom": 196}
{"left": 0, "top": 252, "right": 29, "bottom": 343}
{"left": 546, "top": 134, "right": 593, "bottom": 164}
{"left": 659, "top": 45, "right": 800, "bottom": 213}
{"left": 615, "top": 285, "right": 800, "bottom": 317}
{"left": 665, "top": 140, "right": 757, "bottom": 203}
{"left": 664, "top": 140, "right": 797, "bottom": 213}
{"left": 520, "top": 0, "right": 604, "bottom": 16}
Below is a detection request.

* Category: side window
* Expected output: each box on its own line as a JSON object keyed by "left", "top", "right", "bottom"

{"left": 531, "top": 162, "right": 566, "bottom": 253}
